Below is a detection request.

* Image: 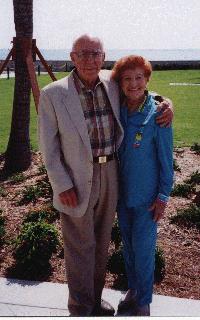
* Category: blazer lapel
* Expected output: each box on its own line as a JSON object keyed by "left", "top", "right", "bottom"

{"left": 100, "top": 71, "right": 124, "bottom": 149}
{"left": 100, "top": 76, "right": 120, "bottom": 120}
{"left": 60, "top": 75, "right": 92, "bottom": 159}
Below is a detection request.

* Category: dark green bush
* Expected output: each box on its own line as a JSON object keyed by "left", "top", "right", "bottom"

{"left": 38, "top": 164, "right": 47, "bottom": 175}
{"left": 171, "top": 183, "right": 195, "bottom": 198}
{"left": 36, "top": 179, "right": 52, "bottom": 197}
{"left": 107, "top": 246, "right": 125, "bottom": 275}
{"left": 171, "top": 170, "right": 200, "bottom": 198}
{"left": 154, "top": 246, "right": 165, "bottom": 283}
{"left": 9, "top": 173, "right": 25, "bottom": 184}
{"left": 190, "top": 143, "right": 200, "bottom": 155}
{"left": 18, "top": 179, "right": 52, "bottom": 205}
{"left": 0, "top": 210, "right": 5, "bottom": 243}
{"left": 173, "top": 159, "right": 181, "bottom": 172}
{"left": 170, "top": 204, "right": 200, "bottom": 229}
{"left": 13, "top": 221, "right": 59, "bottom": 278}
{"left": 111, "top": 218, "right": 122, "bottom": 249}
{"left": 23, "top": 206, "right": 59, "bottom": 224}
{"left": 194, "top": 191, "right": 200, "bottom": 207}
{"left": 0, "top": 187, "right": 7, "bottom": 197}
{"left": 184, "top": 171, "right": 200, "bottom": 186}
{"left": 18, "top": 185, "right": 43, "bottom": 204}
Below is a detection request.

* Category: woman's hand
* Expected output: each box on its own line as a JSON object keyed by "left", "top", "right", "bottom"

{"left": 149, "top": 198, "right": 167, "bottom": 222}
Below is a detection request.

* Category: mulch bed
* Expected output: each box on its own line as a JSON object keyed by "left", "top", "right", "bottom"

{"left": 0, "top": 147, "right": 199, "bottom": 300}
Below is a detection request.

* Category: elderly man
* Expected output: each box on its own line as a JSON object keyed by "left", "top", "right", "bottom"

{"left": 38, "top": 34, "right": 173, "bottom": 316}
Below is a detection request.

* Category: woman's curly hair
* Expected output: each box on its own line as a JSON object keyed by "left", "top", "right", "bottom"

{"left": 111, "top": 55, "right": 152, "bottom": 83}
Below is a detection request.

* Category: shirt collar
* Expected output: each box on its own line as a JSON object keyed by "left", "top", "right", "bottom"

{"left": 72, "top": 68, "right": 102, "bottom": 93}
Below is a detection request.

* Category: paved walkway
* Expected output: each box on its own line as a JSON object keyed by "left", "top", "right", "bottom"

{"left": 169, "top": 82, "right": 200, "bottom": 86}
{"left": 0, "top": 71, "right": 49, "bottom": 79}
{"left": 0, "top": 277, "right": 200, "bottom": 317}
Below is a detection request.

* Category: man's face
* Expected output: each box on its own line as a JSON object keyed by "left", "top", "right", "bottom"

{"left": 70, "top": 39, "right": 105, "bottom": 85}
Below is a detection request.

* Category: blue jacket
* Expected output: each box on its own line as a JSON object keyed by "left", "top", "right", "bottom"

{"left": 118, "top": 94, "right": 174, "bottom": 208}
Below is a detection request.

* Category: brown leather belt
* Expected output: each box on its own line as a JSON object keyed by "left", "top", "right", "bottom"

{"left": 93, "top": 153, "right": 117, "bottom": 164}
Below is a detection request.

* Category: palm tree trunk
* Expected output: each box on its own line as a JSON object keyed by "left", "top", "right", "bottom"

{"left": 4, "top": 0, "right": 33, "bottom": 173}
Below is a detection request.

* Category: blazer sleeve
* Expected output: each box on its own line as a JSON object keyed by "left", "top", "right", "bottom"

{"left": 38, "top": 89, "right": 74, "bottom": 195}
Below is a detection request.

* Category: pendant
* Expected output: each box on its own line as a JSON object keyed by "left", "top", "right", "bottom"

{"left": 133, "top": 132, "right": 142, "bottom": 148}
{"left": 135, "top": 132, "right": 142, "bottom": 141}
{"left": 133, "top": 142, "right": 140, "bottom": 148}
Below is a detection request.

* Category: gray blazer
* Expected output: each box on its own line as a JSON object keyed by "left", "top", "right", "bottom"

{"left": 38, "top": 70, "right": 124, "bottom": 217}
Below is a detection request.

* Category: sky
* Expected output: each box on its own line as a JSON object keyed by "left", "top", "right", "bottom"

{"left": 0, "top": 0, "right": 200, "bottom": 50}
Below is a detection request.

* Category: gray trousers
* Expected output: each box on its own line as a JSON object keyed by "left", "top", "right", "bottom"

{"left": 60, "top": 159, "right": 118, "bottom": 316}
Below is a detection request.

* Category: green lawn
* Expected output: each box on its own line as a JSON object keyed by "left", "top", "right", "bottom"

{"left": 149, "top": 70, "right": 200, "bottom": 147}
{"left": 0, "top": 70, "right": 200, "bottom": 153}
{"left": 0, "top": 72, "right": 66, "bottom": 153}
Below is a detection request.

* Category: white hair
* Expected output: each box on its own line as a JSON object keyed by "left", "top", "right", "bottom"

{"left": 71, "top": 34, "right": 104, "bottom": 52}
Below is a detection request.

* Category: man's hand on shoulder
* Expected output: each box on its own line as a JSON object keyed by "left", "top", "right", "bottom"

{"left": 156, "top": 99, "right": 174, "bottom": 127}
{"left": 59, "top": 188, "right": 78, "bottom": 208}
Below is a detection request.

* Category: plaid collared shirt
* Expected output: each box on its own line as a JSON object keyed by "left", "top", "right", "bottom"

{"left": 72, "top": 70, "right": 116, "bottom": 157}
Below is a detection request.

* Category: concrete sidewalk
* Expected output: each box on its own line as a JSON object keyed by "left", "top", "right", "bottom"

{"left": 0, "top": 277, "right": 200, "bottom": 317}
{"left": 0, "top": 71, "right": 49, "bottom": 78}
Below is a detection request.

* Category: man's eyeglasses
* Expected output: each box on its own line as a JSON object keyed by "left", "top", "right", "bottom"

{"left": 73, "top": 51, "right": 104, "bottom": 61}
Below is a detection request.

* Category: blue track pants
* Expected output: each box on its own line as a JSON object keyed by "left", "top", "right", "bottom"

{"left": 117, "top": 199, "right": 157, "bottom": 306}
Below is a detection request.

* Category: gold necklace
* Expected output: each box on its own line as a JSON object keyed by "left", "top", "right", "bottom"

{"left": 127, "top": 95, "right": 146, "bottom": 112}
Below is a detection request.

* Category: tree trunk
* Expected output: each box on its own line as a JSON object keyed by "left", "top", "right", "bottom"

{"left": 4, "top": 0, "right": 33, "bottom": 174}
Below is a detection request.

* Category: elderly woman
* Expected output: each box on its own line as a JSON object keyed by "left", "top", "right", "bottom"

{"left": 112, "top": 56, "right": 174, "bottom": 316}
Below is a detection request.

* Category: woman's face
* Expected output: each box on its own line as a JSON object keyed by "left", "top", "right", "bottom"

{"left": 120, "top": 67, "right": 149, "bottom": 102}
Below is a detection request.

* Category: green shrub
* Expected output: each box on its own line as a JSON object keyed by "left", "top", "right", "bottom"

{"left": 38, "top": 164, "right": 47, "bottom": 175}
{"left": 171, "top": 183, "right": 195, "bottom": 198}
{"left": 190, "top": 143, "right": 200, "bottom": 155}
{"left": 0, "top": 210, "right": 5, "bottom": 243}
{"left": 111, "top": 218, "right": 122, "bottom": 249}
{"left": 9, "top": 173, "right": 25, "bottom": 184}
{"left": 107, "top": 246, "right": 125, "bottom": 275}
{"left": 184, "top": 171, "right": 200, "bottom": 186}
{"left": 0, "top": 187, "right": 7, "bottom": 197}
{"left": 173, "top": 159, "right": 181, "bottom": 172}
{"left": 18, "top": 185, "right": 43, "bottom": 204}
{"left": 154, "top": 246, "right": 165, "bottom": 283}
{"left": 170, "top": 204, "right": 200, "bottom": 229}
{"left": 23, "top": 206, "right": 59, "bottom": 224}
{"left": 18, "top": 179, "right": 52, "bottom": 205}
{"left": 171, "top": 170, "right": 200, "bottom": 198}
{"left": 13, "top": 221, "right": 59, "bottom": 278}
{"left": 194, "top": 191, "right": 200, "bottom": 207}
{"left": 107, "top": 246, "right": 128, "bottom": 290}
{"left": 36, "top": 179, "right": 52, "bottom": 198}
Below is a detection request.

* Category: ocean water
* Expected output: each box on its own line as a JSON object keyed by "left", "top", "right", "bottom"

{"left": 106, "top": 49, "right": 200, "bottom": 61}
{"left": 0, "top": 48, "right": 199, "bottom": 61}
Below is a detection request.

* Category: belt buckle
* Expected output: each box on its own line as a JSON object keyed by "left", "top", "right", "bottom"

{"left": 98, "top": 156, "right": 107, "bottom": 164}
